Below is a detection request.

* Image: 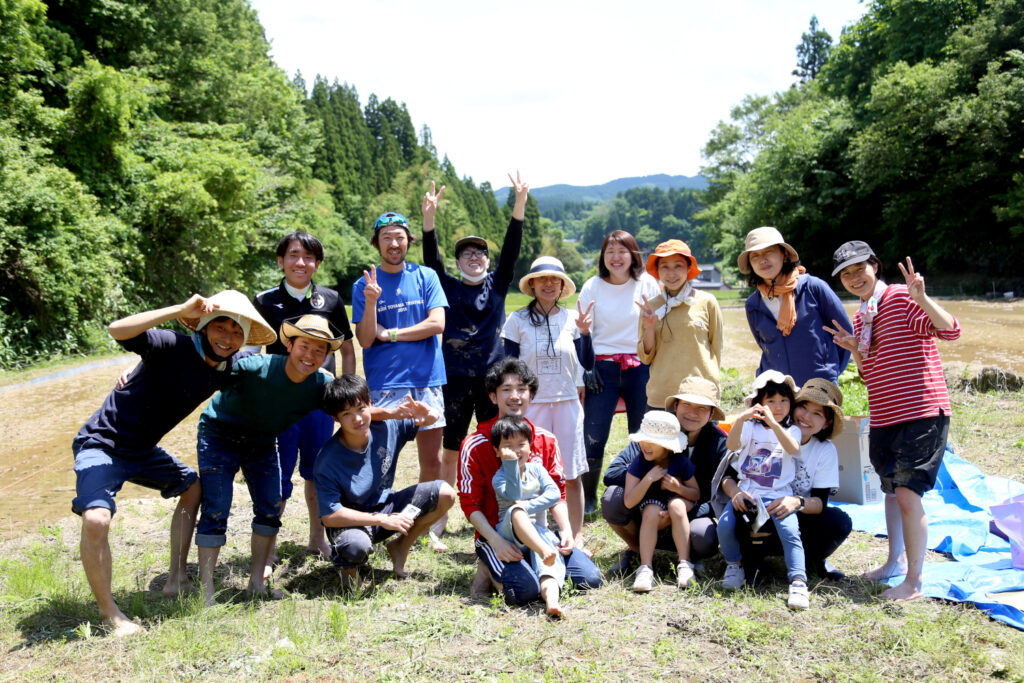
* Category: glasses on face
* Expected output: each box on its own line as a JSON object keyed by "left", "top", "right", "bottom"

{"left": 460, "top": 248, "right": 487, "bottom": 259}
{"left": 374, "top": 214, "right": 409, "bottom": 230}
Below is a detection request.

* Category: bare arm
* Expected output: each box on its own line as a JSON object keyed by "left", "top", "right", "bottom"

{"left": 899, "top": 257, "right": 956, "bottom": 330}
{"left": 108, "top": 294, "right": 216, "bottom": 340}
{"left": 321, "top": 506, "right": 413, "bottom": 535}
{"left": 354, "top": 267, "right": 382, "bottom": 349}
{"left": 340, "top": 340, "right": 356, "bottom": 375}
{"left": 624, "top": 468, "right": 664, "bottom": 509}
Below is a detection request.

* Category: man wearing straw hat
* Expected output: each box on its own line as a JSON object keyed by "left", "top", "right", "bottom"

{"left": 194, "top": 314, "right": 343, "bottom": 607}
{"left": 600, "top": 376, "right": 729, "bottom": 576}
{"left": 72, "top": 291, "right": 275, "bottom": 637}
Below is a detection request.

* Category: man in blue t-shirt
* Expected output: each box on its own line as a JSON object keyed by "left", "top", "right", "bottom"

{"left": 313, "top": 374, "right": 456, "bottom": 586}
{"left": 352, "top": 212, "right": 449, "bottom": 496}
{"left": 72, "top": 291, "right": 275, "bottom": 636}
{"left": 420, "top": 172, "right": 528, "bottom": 550}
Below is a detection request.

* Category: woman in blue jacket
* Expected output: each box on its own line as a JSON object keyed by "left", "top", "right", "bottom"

{"left": 739, "top": 227, "right": 852, "bottom": 385}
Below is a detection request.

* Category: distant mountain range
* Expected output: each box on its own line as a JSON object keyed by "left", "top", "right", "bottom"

{"left": 493, "top": 174, "right": 707, "bottom": 212}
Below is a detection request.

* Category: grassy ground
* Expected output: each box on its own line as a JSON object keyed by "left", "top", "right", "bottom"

{"left": 2, "top": 370, "right": 1023, "bottom": 680}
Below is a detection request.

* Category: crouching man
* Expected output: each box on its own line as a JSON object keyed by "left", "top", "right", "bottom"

{"left": 314, "top": 374, "right": 456, "bottom": 586}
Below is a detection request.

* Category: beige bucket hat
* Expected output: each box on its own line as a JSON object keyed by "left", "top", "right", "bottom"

{"left": 737, "top": 227, "right": 800, "bottom": 274}
{"left": 794, "top": 377, "right": 845, "bottom": 438}
{"left": 178, "top": 289, "right": 276, "bottom": 346}
{"left": 665, "top": 376, "right": 726, "bottom": 422}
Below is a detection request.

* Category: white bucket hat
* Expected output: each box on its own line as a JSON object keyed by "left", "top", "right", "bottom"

{"left": 743, "top": 369, "right": 798, "bottom": 407}
{"left": 628, "top": 410, "right": 684, "bottom": 453}
{"left": 518, "top": 256, "right": 576, "bottom": 298}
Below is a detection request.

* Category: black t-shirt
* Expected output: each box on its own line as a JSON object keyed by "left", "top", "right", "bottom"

{"left": 253, "top": 281, "right": 353, "bottom": 374}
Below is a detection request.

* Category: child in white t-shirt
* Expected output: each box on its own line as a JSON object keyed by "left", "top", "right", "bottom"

{"left": 717, "top": 370, "right": 808, "bottom": 610}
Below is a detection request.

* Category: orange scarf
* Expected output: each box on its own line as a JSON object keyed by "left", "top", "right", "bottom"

{"left": 757, "top": 265, "right": 806, "bottom": 336}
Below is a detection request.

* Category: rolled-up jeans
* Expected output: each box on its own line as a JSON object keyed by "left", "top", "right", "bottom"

{"left": 195, "top": 432, "right": 283, "bottom": 547}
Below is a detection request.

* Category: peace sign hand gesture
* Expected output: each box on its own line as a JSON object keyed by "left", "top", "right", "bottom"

{"left": 508, "top": 170, "right": 529, "bottom": 220}
{"left": 897, "top": 256, "right": 926, "bottom": 302}
{"left": 575, "top": 299, "right": 595, "bottom": 335}
{"left": 824, "top": 319, "right": 857, "bottom": 353}
{"left": 421, "top": 181, "right": 446, "bottom": 231}
{"left": 635, "top": 295, "right": 658, "bottom": 332}
{"left": 363, "top": 265, "right": 382, "bottom": 304}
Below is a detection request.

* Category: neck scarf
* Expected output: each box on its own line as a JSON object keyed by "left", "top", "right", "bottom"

{"left": 757, "top": 266, "right": 806, "bottom": 336}
{"left": 857, "top": 280, "right": 887, "bottom": 359}
{"left": 656, "top": 282, "right": 695, "bottom": 320}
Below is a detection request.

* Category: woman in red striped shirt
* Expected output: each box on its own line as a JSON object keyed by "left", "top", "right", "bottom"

{"left": 825, "top": 241, "right": 960, "bottom": 601}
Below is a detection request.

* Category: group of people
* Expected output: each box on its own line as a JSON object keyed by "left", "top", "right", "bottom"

{"left": 71, "top": 173, "right": 960, "bottom": 634}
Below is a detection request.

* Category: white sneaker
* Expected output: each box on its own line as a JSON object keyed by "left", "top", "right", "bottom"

{"left": 721, "top": 562, "right": 745, "bottom": 590}
{"left": 632, "top": 564, "right": 655, "bottom": 593}
{"left": 788, "top": 580, "right": 810, "bottom": 610}
{"left": 677, "top": 560, "right": 695, "bottom": 588}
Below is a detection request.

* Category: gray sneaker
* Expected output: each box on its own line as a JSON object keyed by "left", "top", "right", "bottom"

{"left": 632, "top": 564, "right": 655, "bottom": 593}
{"left": 721, "top": 562, "right": 745, "bottom": 590}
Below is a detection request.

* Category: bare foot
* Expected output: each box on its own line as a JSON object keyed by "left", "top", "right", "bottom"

{"left": 161, "top": 576, "right": 192, "bottom": 598}
{"left": 471, "top": 566, "right": 494, "bottom": 598}
{"left": 881, "top": 581, "right": 924, "bottom": 601}
{"left": 103, "top": 613, "right": 144, "bottom": 638}
{"left": 386, "top": 539, "right": 410, "bottom": 579}
{"left": 428, "top": 531, "right": 450, "bottom": 553}
{"left": 861, "top": 561, "right": 907, "bottom": 582}
{"left": 307, "top": 540, "right": 331, "bottom": 558}
{"left": 246, "top": 585, "right": 285, "bottom": 601}
{"left": 546, "top": 605, "right": 564, "bottom": 619}
{"left": 262, "top": 562, "right": 274, "bottom": 582}
{"left": 541, "top": 546, "right": 557, "bottom": 567}
{"left": 337, "top": 568, "right": 359, "bottom": 590}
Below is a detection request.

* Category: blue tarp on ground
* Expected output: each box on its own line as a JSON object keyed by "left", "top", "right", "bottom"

{"left": 836, "top": 448, "right": 1024, "bottom": 630}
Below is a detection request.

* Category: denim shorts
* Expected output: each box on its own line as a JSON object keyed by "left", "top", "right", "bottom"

{"left": 869, "top": 411, "right": 950, "bottom": 496}
{"left": 72, "top": 436, "right": 196, "bottom": 516}
{"left": 370, "top": 386, "right": 446, "bottom": 431}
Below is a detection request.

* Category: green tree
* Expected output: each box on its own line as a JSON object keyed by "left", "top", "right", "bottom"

{"left": 793, "top": 15, "right": 832, "bottom": 83}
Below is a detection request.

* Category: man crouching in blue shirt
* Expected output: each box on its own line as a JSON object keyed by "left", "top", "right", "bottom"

{"left": 314, "top": 375, "right": 456, "bottom": 588}
{"left": 72, "top": 291, "right": 275, "bottom": 636}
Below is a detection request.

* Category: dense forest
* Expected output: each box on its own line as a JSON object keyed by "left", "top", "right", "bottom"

{"left": 3, "top": 0, "right": 1022, "bottom": 369}
{"left": 700, "top": 0, "right": 1024, "bottom": 290}
{"left": 0, "top": 0, "right": 542, "bottom": 368}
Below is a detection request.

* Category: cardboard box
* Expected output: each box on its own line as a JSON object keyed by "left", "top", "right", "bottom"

{"left": 831, "top": 416, "right": 885, "bottom": 505}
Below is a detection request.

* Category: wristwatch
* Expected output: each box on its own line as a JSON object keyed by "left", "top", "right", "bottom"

{"left": 797, "top": 496, "right": 806, "bottom": 511}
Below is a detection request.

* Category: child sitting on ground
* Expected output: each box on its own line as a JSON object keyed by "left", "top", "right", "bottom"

{"left": 490, "top": 415, "right": 566, "bottom": 617}
{"left": 715, "top": 370, "right": 808, "bottom": 610}
{"left": 826, "top": 243, "right": 960, "bottom": 601}
{"left": 623, "top": 411, "right": 700, "bottom": 592}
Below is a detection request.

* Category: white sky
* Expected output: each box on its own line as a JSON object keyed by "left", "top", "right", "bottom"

{"left": 249, "top": 0, "right": 867, "bottom": 189}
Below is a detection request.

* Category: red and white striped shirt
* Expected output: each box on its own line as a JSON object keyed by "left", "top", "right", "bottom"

{"left": 854, "top": 284, "right": 960, "bottom": 428}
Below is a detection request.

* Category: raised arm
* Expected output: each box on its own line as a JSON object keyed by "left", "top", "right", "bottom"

{"left": 495, "top": 171, "right": 528, "bottom": 287}
{"left": 108, "top": 294, "right": 218, "bottom": 341}
{"left": 899, "top": 257, "right": 956, "bottom": 331}
{"left": 421, "top": 181, "right": 447, "bottom": 273}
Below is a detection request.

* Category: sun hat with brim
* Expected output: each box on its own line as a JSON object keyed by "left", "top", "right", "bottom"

{"left": 645, "top": 239, "right": 701, "bottom": 282}
{"left": 178, "top": 289, "right": 276, "bottom": 347}
{"left": 628, "top": 410, "right": 685, "bottom": 453}
{"left": 519, "top": 256, "right": 576, "bottom": 298}
{"left": 665, "top": 376, "right": 726, "bottom": 422}
{"left": 454, "top": 235, "right": 489, "bottom": 257}
{"left": 737, "top": 227, "right": 800, "bottom": 274}
{"left": 831, "top": 240, "right": 876, "bottom": 277}
{"left": 743, "top": 369, "right": 798, "bottom": 407}
{"left": 795, "top": 378, "right": 845, "bottom": 438}
{"left": 280, "top": 314, "right": 344, "bottom": 353}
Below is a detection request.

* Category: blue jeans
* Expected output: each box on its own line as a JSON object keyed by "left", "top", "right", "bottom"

{"left": 583, "top": 360, "right": 649, "bottom": 473}
{"left": 195, "top": 433, "right": 283, "bottom": 547}
{"left": 718, "top": 498, "right": 806, "bottom": 582}
{"left": 475, "top": 536, "right": 603, "bottom": 606}
{"left": 277, "top": 409, "right": 335, "bottom": 501}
